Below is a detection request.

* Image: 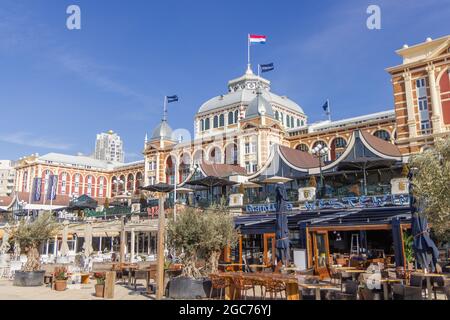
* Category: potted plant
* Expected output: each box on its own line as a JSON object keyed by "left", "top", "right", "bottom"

{"left": 166, "top": 206, "right": 238, "bottom": 299}
{"left": 54, "top": 267, "right": 68, "bottom": 291}
{"left": 403, "top": 233, "right": 415, "bottom": 270}
{"left": 93, "top": 272, "right": 106, "bottom": 297}
{"left": 12, "top": 212, "right": 59, "bottom": 287}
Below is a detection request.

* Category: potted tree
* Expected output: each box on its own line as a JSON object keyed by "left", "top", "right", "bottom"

{"left": 93, "top": 272, "right": 106, "bottom": 297}
{"left": 54, "top": 267, "right": 68, "bottom": 291}
{"left": 166, "top": 206, "right": 238, "bottom": 299}
{"left": 12, "top": 212, "right": 59, "bottom": 287}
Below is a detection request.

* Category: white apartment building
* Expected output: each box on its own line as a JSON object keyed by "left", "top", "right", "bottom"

{"left": 94, "top": 130, "right": 125, "bottom": 163}
{"left": 0, "top": 160, "right": 16, "bottom": 196}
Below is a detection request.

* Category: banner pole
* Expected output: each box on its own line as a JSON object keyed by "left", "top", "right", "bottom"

{"left": 247, "top": 34, "right": 251, "bottom": 71}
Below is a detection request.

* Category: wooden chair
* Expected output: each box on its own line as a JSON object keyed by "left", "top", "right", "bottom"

{"left": 232, "top": 275, "right": 256, "bottom": 300}
{"left": 146, "top": 264, "right": 158, "bottom": 293}
{"left": 393, "top": 284, "right": 423, "bottom": 300}
{"left": 329, "top": 267, "right": 340, "bottom": 285}
{"left": 208, "top": 274, "right": 230, "bottom": 299}
{"left": 264, "top": 278, "right": 286, "bottom": 300}
{"left": 339, "top": 271, "right": 353, "bottom": 291}
{"left": 335, "top": 280, "right": 359, "bottom": 300}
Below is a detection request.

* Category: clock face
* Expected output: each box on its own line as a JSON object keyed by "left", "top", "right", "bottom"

{"left": 247, "top": 82, "right": 256, "bottom": 89}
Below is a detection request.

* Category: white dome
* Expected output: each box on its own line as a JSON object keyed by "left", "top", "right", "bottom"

{"left": 197, "top": 70, "right": 304, "bottom": 115}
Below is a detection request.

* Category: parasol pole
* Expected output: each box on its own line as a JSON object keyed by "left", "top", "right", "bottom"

{"left": 156, "top": 192, "right": 166, "bottom": 300}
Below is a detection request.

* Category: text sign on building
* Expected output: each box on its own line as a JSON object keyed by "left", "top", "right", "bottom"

{"left": 304, "top": 194, "right": 410, "bottom": 211}
{"left": 246, "top": 203, "right": 293, "bottom": 213}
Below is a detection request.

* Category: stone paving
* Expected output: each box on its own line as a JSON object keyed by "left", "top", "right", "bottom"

{"left": 0, "top": 279, "right": 155, "bottom": 300}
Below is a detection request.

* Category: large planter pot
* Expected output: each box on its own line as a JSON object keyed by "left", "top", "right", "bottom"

{"left": 13, "top": 271, "right": 45, "bottom": 287}
{"left": 54, "top": 280, "right": 67, "bottom": 291}
{"left": 95, "top": 284, "right": 105, "bottom": 297}
{"left": 167, "top": 276, "right": 212, "bottom": 299}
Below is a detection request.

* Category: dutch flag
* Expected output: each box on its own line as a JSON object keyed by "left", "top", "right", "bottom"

{"left": 249, "top": 34, "right": 267, "bottom": 44}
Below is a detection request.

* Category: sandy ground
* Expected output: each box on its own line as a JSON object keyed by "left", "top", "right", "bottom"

{"left": 0, "top": 279, "right": 155, "bottom": 300}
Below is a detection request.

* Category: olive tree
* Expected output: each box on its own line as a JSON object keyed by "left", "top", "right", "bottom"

{"left": 167, "top": 205, "right": 238, "bottom": 278}
{"left": 409, "top": 137, "right": 450, "bottom": 241}
{"left": 13, "top": 212, "right": 59, "bottom": 272}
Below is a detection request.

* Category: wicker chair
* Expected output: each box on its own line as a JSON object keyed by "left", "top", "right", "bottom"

{"left": 209, "top": 274, "right": 230, "bottom": 299}
{"left": 393, "top": 284, "right": 423, "bottom": 300}
{"left": 264, "top": 278, "right": 286, "bottom": 300}
{"left": 232, "top": 275, "right": 256, "bottom": 300}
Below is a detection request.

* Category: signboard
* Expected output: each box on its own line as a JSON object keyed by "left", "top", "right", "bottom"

{"left": 304, "top": 194, "right": 410, "bottom": 210}
{"left": 245, "top": 203, "right": 293, "bottom": 213}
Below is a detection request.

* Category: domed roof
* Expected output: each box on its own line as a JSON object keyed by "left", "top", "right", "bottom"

{"left": 197, "top": 69, "right": 304, "bottom": 115}
{"left": 151, "top": 120, "right": 173, "bottom": 141}
{"left": 244, "top": 89, "right": 274, "bottom": 120}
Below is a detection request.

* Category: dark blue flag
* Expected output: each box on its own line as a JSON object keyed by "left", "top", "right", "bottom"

{"left": 322, "top": 100, "right": 330, "bottom": 113}
{"left": 260, "top": 63, "right": 274, "bottom": 73}
{"left": 46, "top": 175, "right": 58, "bottom": 201}
{"left": 167, "top": 95, "right": 179, "bottom": 103}
{"left": 32, "top": 177, "right": 42, "bottom": 202}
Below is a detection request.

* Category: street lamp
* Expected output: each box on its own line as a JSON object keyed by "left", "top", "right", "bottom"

{"left": 311, "top": 143, "right": 329, "bottom": 198}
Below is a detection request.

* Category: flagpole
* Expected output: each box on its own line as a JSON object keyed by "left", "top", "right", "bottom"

{"left": 257, "top": 64, "right": 260, "bottom": 77}
{"left": 327, "top": 99, "right": 331, "bottom": 122}
{"left": 247, "top": 34, "right": 251, "bottom": 72}
{"left": 163, "top": 96, "right": 167, "bottom": 121}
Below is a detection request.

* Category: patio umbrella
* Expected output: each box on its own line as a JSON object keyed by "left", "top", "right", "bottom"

{"left": 262, "top": 176, "right": 293, "bottom": 184}
{"left": 139, "top": 182, "right": 174, "bottom": 300}
{"left": 275, "top": 184, "right": 290, "bottom": 267}
{"left": 187, "top": 176, "right": 238, "bottom": 205}
{"left": 241, "top": 181, "right": 261, "bottom": 189}
{"left": 408, "top": 170, "right": 439, "bottom": 272}
{"left": 176, "top": 187, "right": 194, "bottom": 194}
{"left": 60, "top": 221, "right": 70, "bottom": 256}
{"left": 82, "top": 223, "right": 93, "bottom": 258}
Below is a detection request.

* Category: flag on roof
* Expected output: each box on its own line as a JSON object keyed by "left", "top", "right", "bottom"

{"left": 249, "top": 34, "right": 267, "bottom": 44}
{"left": 260, "top": 63, "right": 274, "bottom": 73}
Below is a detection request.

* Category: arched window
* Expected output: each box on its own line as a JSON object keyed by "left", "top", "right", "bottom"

{"left": 280, "top": 113, "right": 284, "bottom": 125}
{"left": 286, "top": 115, "right": 290, "bottom": 128}
{"left": 297, "top": 119, "right": 300, "bottom": 127}
{"left": 290, "top": 117, "right": 294, "bottom": 128}
{"left": 200, "top": 119, "right": 204, "bottom": 131}
{"left": 234, "top": 110, "right": 239, "bottom": 123}
{"left": 331, "top": 137, "right": 347, "bottom": 160}
{"left": 204, "top": 118, "right": 210, "bottom": 130}
{"left": 219, "top": 114, "right": 225, "bottom": 127}
{"left": 373, "top": 130, "right": 390, "bottom": 141}
{"left": 295, "top": 144, "right": 309, "bottom": 152}
{"left": 210, "top": 147, "right": 222, "bottom": 164}
{"left": 275, "top": 111, "right": 279, "bottom": 120}
{"left": 213, "top": 115, "right": 219, "bottom": 128}
{"left": 301, "top": 120, "right": 304, "bottom": 126}
{"left": 228, "top": 111, "right": 234, "bottom": 125}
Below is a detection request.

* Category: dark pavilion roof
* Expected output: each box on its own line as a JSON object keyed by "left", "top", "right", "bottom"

{"left": 235, "top": 206, "right": 411, "bottom": 234}
{"left": 200, "top": 163, "right": 247, "bottom": 178}
{"left": 250, "top": 129, "right": 404, "bottom": 180}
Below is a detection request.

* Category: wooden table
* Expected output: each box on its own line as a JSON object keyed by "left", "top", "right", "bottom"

{"left": 248, "top": 265, "right": 271, "bottom": 273}
{"left": 412, "top": 272, "right": 447, "bottom": 300}
{"left": 379, "top": 278, "right": 403, "bottom": 300}
{"left": 219, "top": 263, "right": 245, "bottom": 272}
{"left": 298, "top": 283, "right": 337, "bottom": 300}
{"left": 341, "top": 269, "right": 366, "bottom": 281}
{"left": 219, "top": 272, "right": 300, "bottom": 300}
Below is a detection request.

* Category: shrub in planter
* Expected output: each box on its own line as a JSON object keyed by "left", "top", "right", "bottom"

{"left": 54, "top": 267, "right": 68, "bottom": 291}
{"left": 166, "top": 206, "right": 238, "bottom": 299}
{"left": 93, "top": 272, "right": 106, "bottom": 297}
{"left": 12, "top": 212, "right": 59, "bottom": 287}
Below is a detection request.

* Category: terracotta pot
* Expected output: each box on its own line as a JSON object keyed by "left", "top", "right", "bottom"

{"left": 54, "top": 280, "right": 67, "bottom": 291}
{"left": 95, "top": 284, "right": 105, "bottom": 297}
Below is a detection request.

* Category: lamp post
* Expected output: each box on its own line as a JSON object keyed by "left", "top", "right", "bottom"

{"left": 311, "top": 144, "right": 329, "bottom": 198}
{"left": 190, "top": 164, "right": 199, "bottom": 206}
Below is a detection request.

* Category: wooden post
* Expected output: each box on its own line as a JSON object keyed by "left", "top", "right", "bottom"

{"left": 119, "top": 218, "right": 126, "bottom": 263}
{"left": 130, "top": 228, "right": 135, "bottom": 262}
{"left": 156, "top": 193, "right": 166, "bottom": 300}
{"left": 104, "top": 271, "right": 116, "bottom": 299}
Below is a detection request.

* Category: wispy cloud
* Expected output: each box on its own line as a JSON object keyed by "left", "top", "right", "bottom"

{"left": 0, "top": 132, "right": 72, "bottom": 150}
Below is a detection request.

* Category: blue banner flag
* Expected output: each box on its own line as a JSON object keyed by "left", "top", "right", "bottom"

{"left": 46, "top": 175, "right": 58, "bottom": 201}
{"left": 260, "top": 63, "right": 274, "bottom": 73}
{"left": 32, "top": 177, "right": 42, "bottom": 202}
{"left": 166, "top": 95, "right": 178, "bottom": 103}
{"left": 322, "top": 100, "right": 330, "bottom": 113}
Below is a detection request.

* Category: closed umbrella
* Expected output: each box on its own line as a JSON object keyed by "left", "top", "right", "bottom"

{"left": 408, "top": 170, "right": 439, "bottom": 272}
{"left": 262, "top": 176, "right": 293, "bottom": 184}
{"left": 83, "top": 223, "right": 93, "bottom": 258}
{"left": 275, "top": 184, "right": 290, "bottom": 267}
{"left": 60, "top": 221, "right": 70, "bottom": 256}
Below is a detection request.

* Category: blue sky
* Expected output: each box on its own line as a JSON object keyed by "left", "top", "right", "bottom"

{"left": 0, "top": 0, "right": 448, "bottom": 162}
